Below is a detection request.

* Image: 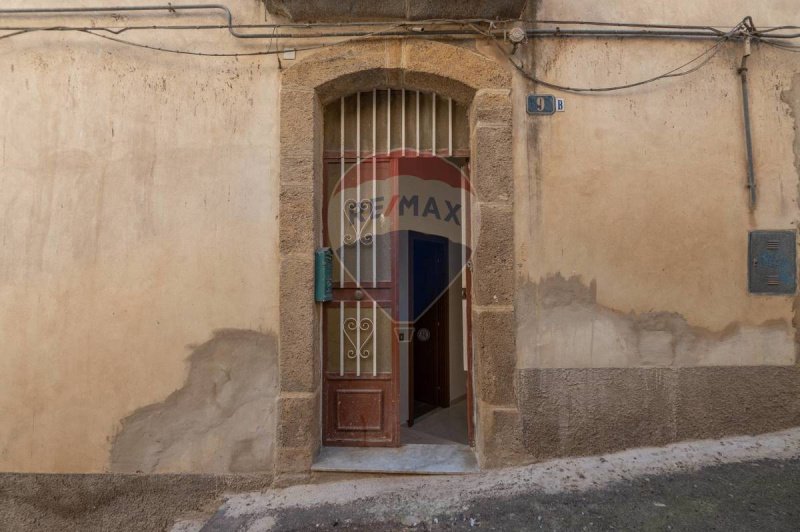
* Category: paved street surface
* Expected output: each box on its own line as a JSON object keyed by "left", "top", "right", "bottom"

{"left": 252, "top": 458, "right": 800, "bottom": 531}
{"left": 200, "top": 429, "right": 800, "bottom": 532}
{"left": 2, "top": 429, "right": 799, "bottom": 531}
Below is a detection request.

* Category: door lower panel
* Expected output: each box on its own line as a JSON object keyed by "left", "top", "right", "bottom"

{"left": 325, "top": 376, "right": 395, "bottom": 445}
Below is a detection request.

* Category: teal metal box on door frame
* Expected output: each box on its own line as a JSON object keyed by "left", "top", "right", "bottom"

{"left": 315, "top": 248, "right": 333, "bottom": 302}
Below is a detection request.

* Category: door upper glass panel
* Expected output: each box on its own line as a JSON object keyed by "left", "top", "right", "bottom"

{"left": 325, "top": 303, "right": 393, "bottom": 376}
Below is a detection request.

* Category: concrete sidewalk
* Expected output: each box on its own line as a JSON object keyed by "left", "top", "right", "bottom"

{"left": 192, "top": 428, "right": 800, "bottom": 531}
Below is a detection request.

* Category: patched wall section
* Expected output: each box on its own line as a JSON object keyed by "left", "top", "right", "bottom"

{"left": 111, "top": 330, "right": 278, "bottom": 474}
{"left": 519, "top": 275, "right": 795, "bottom": 369}
{"left": 514, "top": 276, "right": 800, "bottom": 462}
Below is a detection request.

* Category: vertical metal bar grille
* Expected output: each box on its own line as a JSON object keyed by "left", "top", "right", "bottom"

{"left": 339, "top": 97, "right": 345, "bottom": 288}
{"left": 401, "top": 89, "right": 406, "bottom": 156}
{"left": 387, "top": 89, "right": 392, "bottom": 154}
{"left": 356, "top": 92, "right": 362, "bottom": 377}
{"left": 461, "top": 173, "right": 468, "bottom": 372}
{"left": 338, "top": 97, "right": 345, "bottom": 376}
{"left": 327, "top": 89, "right": 465, "bottom": 378}
{"left": 415, "top": 90, "right": 420, "bottom": 155}
{"left": 372, "top": 89, "right": 377, "bottom": 289}
{"left": 448, "top": 97, "right": 453, "bottom": 157}
{"left": 339, "top": 300, "right": 344, "bottom": 376}
{"left": 332, "top": 90, "right": 460, "bottom": 161}
{"left": 356, "top": 92, "right": 361, "bottom": 285}
{"left": 356, "top": 301, "right": 361, "bottom": 376}
{"left": 432, "top": 93, "right": 436, "bottom": 155}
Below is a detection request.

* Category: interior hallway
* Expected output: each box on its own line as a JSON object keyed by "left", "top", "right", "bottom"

{"left": 400, "top": 398, "right": 468, "bottom": 445}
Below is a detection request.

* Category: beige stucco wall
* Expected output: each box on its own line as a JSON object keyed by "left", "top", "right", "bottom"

{"left": 2, "top": 0, "right": 800, "bottom": 474}
{"left": 514, "top": 1, "right": 800, "bottom": 369}
{"left": 0, "top": 1, "right": 281, "bottom": 473}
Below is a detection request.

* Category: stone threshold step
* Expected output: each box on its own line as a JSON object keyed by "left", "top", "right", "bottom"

{"left": 312, "top": 443, "right": 479, "bottom": 474}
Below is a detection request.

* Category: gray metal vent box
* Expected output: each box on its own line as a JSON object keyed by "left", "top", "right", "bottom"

{"left": 748, "top": 230, "right": 796, "bottom": 295}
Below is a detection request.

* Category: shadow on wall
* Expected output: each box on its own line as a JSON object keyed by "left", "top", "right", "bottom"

{"left": 110, "top": 329, "right": 278, "bottom": 474}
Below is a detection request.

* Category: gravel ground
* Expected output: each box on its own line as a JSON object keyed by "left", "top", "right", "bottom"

{"left": 0, "top": 474, "right": 272, "bottom": 532}
{"left": 202, "top": 429, "right": 800, "bottom": 532}
{"left": 2, "top": 429, "right": 799, "bottom": 531}
{"left": 268, "top": 458, "right": 800, "bottom": 531}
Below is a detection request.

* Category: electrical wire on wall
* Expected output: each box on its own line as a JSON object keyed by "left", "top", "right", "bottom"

{"left": 471, "top": 19, "right": 750, "bottom": 93}
{"left": 76, "top": 22, "right": 413, "bottom": 58}
{"left": 759, "top": 40, "right": 800, "bottom": 53}
{"left": 0, "top": 4, "right": 793, "bottom": 210}
{"left": 0, "top": 5, "right": 798, "bottom": 91}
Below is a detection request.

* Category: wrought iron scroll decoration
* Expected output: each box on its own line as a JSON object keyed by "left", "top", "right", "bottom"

{"left": 343, "top": 317, "right": 374, "bottom": 360}
{"left": 343, "top": 199, "right": 375, "bottom": 246}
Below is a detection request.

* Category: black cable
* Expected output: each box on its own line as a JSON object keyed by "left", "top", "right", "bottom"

{"left": 0, "top": 4, "right": 516, "bottom": 40}
{"left": 0, "top": 24, "right": 746, "bottom": 41}
{"left": 473, "top": 21, "right": 745, "bottom": 93}
{"left": 0, "top": 4, "right": 796, "bottom": 43}
{"left": 0, "top": 6, "right": 770, "bottom": 35}
{"left": 0, "top": 24, "right": 478, "bottom": 40}
{"left": 760, "top": 39, "right": 800, "bottom": 52}
{"left": 0, "top": 15, "right": 784, "bottom": 95}
{"left": 0, "top": 15, "right": 791, "bottom": 40}
{"left": 753, "top": 31, "right": 800, "bottom": 39}
{"left": 754, "top": 26, "right": 800, "bottom": 34}
{"left": 0, "top": 29, "right": 30, "bottom": 40}
{"left": 76, "top": 22, "right": 411, "bottom": 57}
{"left": 81, "top": 29, "right": 276, "bottom": 56}
{"left": 529, "top": 19, "right": 729, "bottom": 35}
{"left": 0, "top": 22, "right": 491, "bottom": 37}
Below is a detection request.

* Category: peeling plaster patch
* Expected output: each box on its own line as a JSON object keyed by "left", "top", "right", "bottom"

{"left": 779, "top": 74, "right": 800, "bottom": 209}
{"left": 110, "top": 330, "right": 278, "bottom": 474}
{"left": 518, "top": 274, "right": 795, "bottom": 368}
{"left": 780, "top": 74, "right": 800, "bottom": 362}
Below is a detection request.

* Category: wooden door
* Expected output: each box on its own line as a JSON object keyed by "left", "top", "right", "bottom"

{"left": 323, "top": 157, "right": 399, "bottom": 446}
{"left": 322, "top": 154, "right": 477, "bottom": 445}
{"left": 321, "top": 89, "right": 475, "bottom": 448}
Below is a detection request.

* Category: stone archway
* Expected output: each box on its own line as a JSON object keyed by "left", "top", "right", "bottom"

{"left": 276, "top": 39, "right": 518, "bottom": 480}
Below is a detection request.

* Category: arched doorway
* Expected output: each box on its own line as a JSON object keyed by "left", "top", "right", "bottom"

{"left": 275, "top": 39, "right": 517, "bottom": 476}
{"left": 320, "top": 89, "right": 473, "bottom": 447}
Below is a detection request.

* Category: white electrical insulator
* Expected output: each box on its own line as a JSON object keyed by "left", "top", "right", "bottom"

{"left": 508, "top": 27, "right": 526, "bottom": 44}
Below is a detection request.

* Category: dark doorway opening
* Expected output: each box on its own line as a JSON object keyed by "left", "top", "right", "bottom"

{"left": 401, "top": 231, "right": 468, "bottom": 446}
{"left": 409, "top": 232, "right": 450, "bottom": 424}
